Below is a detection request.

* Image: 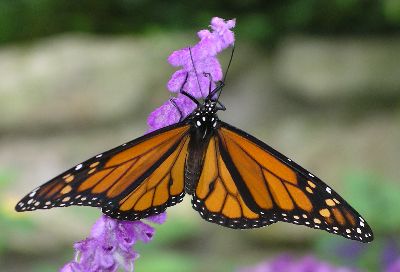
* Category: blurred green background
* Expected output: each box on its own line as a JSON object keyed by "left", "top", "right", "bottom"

{"left": 1, "top": 1, "right": 400, "bottom": 271}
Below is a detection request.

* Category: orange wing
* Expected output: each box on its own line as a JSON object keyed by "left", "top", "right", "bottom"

{"left": 15, "top": 123, "right": 190, "bottom": 221}
{"left": 211, "top": 122, "right": 373, "bottom": 242}
{"left": 192, "top": 135, "right": 276, "bottom": 229}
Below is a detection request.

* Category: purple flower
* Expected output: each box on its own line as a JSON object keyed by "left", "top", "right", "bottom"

{"left": 238, "top": 254, "right": 359, "bottom": 272}
{"left": 335, "top": 241, "right": 367, "bottom": 262}
{"left": 387, "top": 258, "right": 400, "bottom": 272}
{"left": 148, "top": 17, "right": 235, "bottom": 131}
{"left": 61, "top": 214, "right": 166, "bottom": 272}
{"left": 382, "top": 238, "right": 400, "bottom": 272}
{"left": 62, "top": 17, "right": 235, "bottom": 271}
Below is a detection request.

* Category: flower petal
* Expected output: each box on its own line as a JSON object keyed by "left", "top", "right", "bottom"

{"left": 167, "top": 69, "right": 188, "bottom": 92}
{"left": 146, "top": 212, "right": 167, "bottom": 224}
{"left": 168, "top": 48, "right": 190, "bottom": 67}
{"left": 60, "top": 262, "right": 75, "bottom": 272}
{"left": 133, "top": 221, "right": 156, "bottom": 243}
{"left": 147, "top": 100, "right": 181, "bottom": 132}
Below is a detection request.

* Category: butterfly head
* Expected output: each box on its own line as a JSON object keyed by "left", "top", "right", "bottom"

{"left": 202, "top": 100, "right": 218, "bottom": 113}
{"left": 189, "top": 100, "right": 219, "bottom": 130}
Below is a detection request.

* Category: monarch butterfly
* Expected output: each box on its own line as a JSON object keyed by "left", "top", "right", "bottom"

{"left": 15, "top": 57, "right": 373, "bottom": 244}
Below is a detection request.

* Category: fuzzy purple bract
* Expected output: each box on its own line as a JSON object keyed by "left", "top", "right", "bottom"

{"left": 61, "top": 17, "right": 235, "bottom": 272}
{"left": 237, "top": 255, "right": 360, "bottom": 272}
{"left": 61, "top": 214, "right": 165, "bottom": 272}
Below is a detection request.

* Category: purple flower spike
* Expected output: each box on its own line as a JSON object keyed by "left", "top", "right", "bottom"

{"left": 167, "top": 17, "right": 235, "bottom": 99}
{"left": 148, "top": 17, "right": 235, "bottom": 132}
{"left": 61, "top": 215, "right": 165, "bottom": 272}
{"left": 62, "top": 17, "right": 235, "bottom": 271}
{"left": 237, "top": 254, "right": 360, "bottom": 272}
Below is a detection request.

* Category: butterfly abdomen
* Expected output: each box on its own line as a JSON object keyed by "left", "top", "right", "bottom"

{"left": 184, "top": 120, "right": 214, "bottom": 194}
{"left": 184, "top": 159, "right": 200, "bottom": 194}
{"left": 185, "top": 136, "right": 205, "bottom": 194}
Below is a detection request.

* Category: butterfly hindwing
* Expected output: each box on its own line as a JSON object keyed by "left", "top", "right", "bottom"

{"left": 213, "top": 121, "right": 373, "bottom": 242}
{"left": 192, "top": 135, "right": 276, "bottom": 229}
{"left": 15, "top": 123, "right": 190, "bottom": 220}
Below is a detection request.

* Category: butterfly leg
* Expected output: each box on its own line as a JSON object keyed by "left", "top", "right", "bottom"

{"left": 179, "top": 72, "right": 200, "bottom": 106}
{"left": 169, "top": 98, "right": 183, "bottom": 121}
{"left": 207, "top": 81, "right": 225, "bottom": 100}
{"left": 216, "top": 101, "right": 226, "bottom": 111}
{"left": 203, "top": 72, "right": 213, "bottom": 97}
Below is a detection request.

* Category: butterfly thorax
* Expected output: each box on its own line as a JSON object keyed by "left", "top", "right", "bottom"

{"left": 184, "top": 101, "right": 219, "bottom": 194}
{"left": 187, "top": 100, "right": 219, "bottom": 129}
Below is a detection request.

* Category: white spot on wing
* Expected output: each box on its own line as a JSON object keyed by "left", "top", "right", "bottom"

{"left": 75, "top": 164, "right": 83, "bottom": 170}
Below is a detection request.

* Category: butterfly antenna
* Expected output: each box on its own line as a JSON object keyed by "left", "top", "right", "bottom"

{"left": 222, "top": 44, "right": 235, "bottom": 83}
{"left": 189, "top": 47, "right": 203, "bottom": 97}
{"left": 214, "top": 45, "right": 235, "bottom": 103}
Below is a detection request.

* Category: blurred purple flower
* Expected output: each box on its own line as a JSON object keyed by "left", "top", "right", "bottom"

{"left": 335, "top": 241, "right": 367, "bottom": 262}
{"left": 148, "top": 17, "right": 235, "bottom": 132}
{"left": 382, "top": 238, "right": 400, "bottom": 272}
{"left": 62, "top": 16, "right": 235, "bottom": 271}
{"left": 238, "top": 254, "right": 359, "bottom": 272}
{"left": 61, "top": 214, "right": 166, "bottom": 272}
{"left": 386, "top": 258, "right": 400, "bottom": 272}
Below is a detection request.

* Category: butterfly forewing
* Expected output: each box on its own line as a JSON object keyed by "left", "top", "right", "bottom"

{"left": 15, "top": 123, "right": 190, "bottom": 220}
{"left": 215, "top": 122, "right": 373, "bottom": 242}
{"left": 104, "top": 135, "right": 189, "bottom": 220}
